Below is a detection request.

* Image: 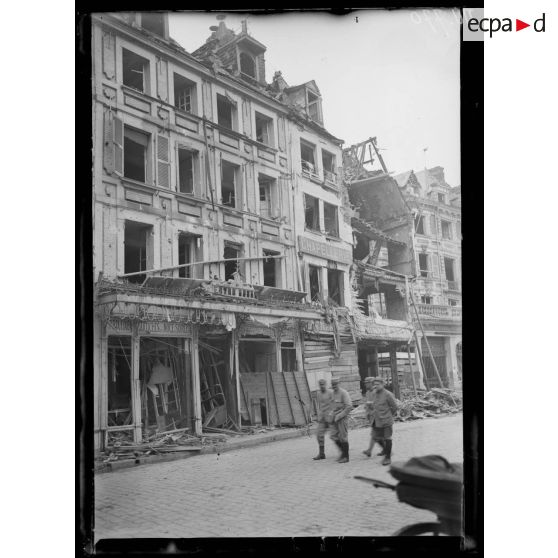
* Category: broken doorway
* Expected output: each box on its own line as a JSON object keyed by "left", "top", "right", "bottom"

{"left": 198, "top": 332, "right": 238, "bottom": 430}
{"left": 139, "top": 337, "right": 193, "bottom": 435}
{"left": 107, "top": 336, "right": 133, "bottom": 430}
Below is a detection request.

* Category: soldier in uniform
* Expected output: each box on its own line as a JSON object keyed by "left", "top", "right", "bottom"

{"left": 329, "top": 377, "right": 353, "bottom": 463}
{"left": 362, "top": 377, "right": 398, "bottom": 465}
{"left": 312, "top": 378, "right": 334, "bottom": 460}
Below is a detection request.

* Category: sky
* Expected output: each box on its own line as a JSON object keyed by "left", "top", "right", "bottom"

{"left": 169, "top": 9, "right": 461, "bottom": 187}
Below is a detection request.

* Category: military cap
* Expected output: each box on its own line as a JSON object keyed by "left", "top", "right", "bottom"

{"left": 372, "top": 377, "right": 385, "bottom": 384}
{"left": 330, "top": 377, "right": 340, "bottom": 384}
{"left": 318, "top": 379, "right": 327, "bottom": 385}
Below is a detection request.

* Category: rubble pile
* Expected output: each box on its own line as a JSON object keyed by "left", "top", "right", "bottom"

{"left": 395, "top": 388, "right": 462, "bottom": 421}
{"left": 101, "top": 428, "right": 204, "bottom": 463}
{"left": 348, "top": 388, "right": 462, "bottom": 429}
{"left": 99, "top": 424, "right": 297, "bottom": 464}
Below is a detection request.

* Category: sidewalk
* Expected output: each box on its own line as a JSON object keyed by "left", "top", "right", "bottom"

{"left": 95, "top": 411, "right": 461, "bottom": 474}
{"left": 95, "top": 424, "right": 315, "bottom": 474}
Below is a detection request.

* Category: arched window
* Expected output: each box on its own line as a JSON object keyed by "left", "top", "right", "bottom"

{"left": 239, "top": 52, "right": 256, "bottom": 78}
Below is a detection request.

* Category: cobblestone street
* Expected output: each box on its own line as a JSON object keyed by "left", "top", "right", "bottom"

{"left": 94, "top": 414, "right": 462, "bottom": 540}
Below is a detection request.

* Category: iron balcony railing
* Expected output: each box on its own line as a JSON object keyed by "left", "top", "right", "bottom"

{"left": 415, "top": 303, "right": 462, "bottom": 319}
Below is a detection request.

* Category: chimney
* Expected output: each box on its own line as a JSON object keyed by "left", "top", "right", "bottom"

{"left": 241, "top": 19, "right": 248, "bottom": 34}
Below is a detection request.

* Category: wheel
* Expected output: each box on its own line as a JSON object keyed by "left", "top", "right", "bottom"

{"left": 393, "top": 522, "right": 445, "bottom": 536}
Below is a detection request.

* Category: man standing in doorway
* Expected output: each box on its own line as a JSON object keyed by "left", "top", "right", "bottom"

{"left": 362, "top": 377, "right": 398, "bottom": 465}
{"left": 330, "top": 377, "right": 353, "bottom": 463}
{"left": 312, "top": 378, "right": 334, "bottom": 460}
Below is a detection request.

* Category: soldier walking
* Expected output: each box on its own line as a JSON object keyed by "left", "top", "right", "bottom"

{"left": 362, "top": 377, "right": 398, "bottom": 465}
{"left": 312, "top": 378, "right": 334, "bottom": 460}
{"left": 329, "top": 377, "right": 353, "bottom": 463}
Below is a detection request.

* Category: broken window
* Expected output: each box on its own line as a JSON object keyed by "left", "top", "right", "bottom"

{"left": 255, "top": 112, "right": 273, "bottom": 146}
{"left": 263, "top": 250, "right": 280, "bottom": 287}
{"left": 438, "top": 193, "right": 446, "bottom": 204}
{"left": 221, "top": 160, "right": 239, "bottom": 208}
{"left": 123, "top": 126, "right": 149, "bottom": 182}
{"left": 178, "top": 148, "right": 195, "bottom": 194}
{"left": 239, "top": 51, "right": 256, "bottom": 78}
{"left": 258, "top": 176, "right": 272, "bottom": 218}
{"left": 122, "top": 48, "right": 149, "bottom": 93}
{"left": 174, "top": 73, "right": 195, "bottom": 113}
{"left": 307, "top": 90, "right": 322, "bottom": 123}
{"left": 281, "top": 342, "right": 297, "bottom": 372}
{"left": 224, "top": 242, "right": 243, "bottom": 281}
{"left": 300, "top": 140, "right": 316, "bottom": 175}
{"left": 369, "top": 292, "right": 387, "bottom": 318}
{"left": 322, "top": 150, "right": 336, "bottom": 182}
{"left": 304, "top": 194, "right": 320, "bottom": 231}
{"left": 444, "top": 257, "right": 456, "bottom": 282}
{"left": 441, "top": 220, "right": 453, "bottom": 240}
{"left": 217, "top": 94, "right": 236, "bottom": 131}
{"left": 140, "top": 13, "right": 165, "bottom": 37}
{"left": 178, "top": 234, "right": 202, "bottom": 278}
{"left": 421, "top": 295, "right": 433, "bottom": 305}
{"left": 418, "top": 253, "right": 429, "bottom": 278}
{"left": 107, "top": 336, "right": 132, "bottom": 426}
{"left": 124, "top": 221, "right": 153, "bottom": 284}
{"left": 323, "top": 202, "right": 339, "bottom": 237}
{"left": 308, "top": 265, "right": 321, "bottom": 302}
{"left": 327, "top": 269, "right": 344, "bottom": 306}
{"left": 414, "top": 214, "right": 425, "bottom": 235}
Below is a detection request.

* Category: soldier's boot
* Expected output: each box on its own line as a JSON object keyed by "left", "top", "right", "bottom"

{"left": 334, "top": 440, "right": 344, "bottom": 462}
{"left": 362, "top": 442, "right": 374, "bottom": 458}
{"left": 313, "top": 444, "right": 326, "bottom": 460}
{"left": 338, "top": 442, "right": 349, "bottom": 463}
{"left": 377, "top": 440, "right": 386, "bottom": 456}
{"left": 381, "top": 440, "right": 392, "bottom": 466}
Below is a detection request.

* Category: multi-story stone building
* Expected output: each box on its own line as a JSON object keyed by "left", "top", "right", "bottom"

{"left": 393, "top": 166, "right": 462, "bottom": 388}
{"left": 91, "top": 12, "right": 373, "bottom": 451}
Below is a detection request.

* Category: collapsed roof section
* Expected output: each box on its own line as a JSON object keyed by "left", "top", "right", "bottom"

{"left": 343, "top": 137, "right": 416, "bottom": 277}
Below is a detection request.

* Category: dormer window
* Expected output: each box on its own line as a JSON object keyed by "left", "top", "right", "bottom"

{"left": 239, "top": 51, "right": 256, "bottom": 79}
{"left": 140, "top": 13, "right": 166, "bottom": 38}
{"left": 307, "top": 90, "right": 322, "bottom": 124}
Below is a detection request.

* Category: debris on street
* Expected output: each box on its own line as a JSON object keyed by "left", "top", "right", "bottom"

{"left": 347, "top": 388, "right": 462, "bottom": 430}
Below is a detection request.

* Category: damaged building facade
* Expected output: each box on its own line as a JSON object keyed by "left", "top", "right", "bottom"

{"left": 393, "top": 167, "right": 462, "bottom": 388}
{"left": 343, "top": 139, "right": 419, "bottom": 397}
{"left": 91, "top": 13, "right": 366, "bottom": 451}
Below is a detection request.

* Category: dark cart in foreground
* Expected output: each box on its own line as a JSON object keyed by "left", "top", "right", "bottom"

{"left": 355, "top": 455, "right": 463, "bottom": 536}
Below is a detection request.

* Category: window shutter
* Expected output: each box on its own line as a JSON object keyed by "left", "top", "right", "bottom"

{"left": 156, "top": 58, "right": 168, "bottom": 101}
{"left": 430, "top": 215, "right": 437, "bottom": 237}
{"left": 157, "top": 135, "right": 170, "bottom": 188}
{"left": 113, "top": 115, "right": 123, "bottom": 176}
{"left": 280, "top": 178, "right": 290, "bottom": 222}
{"left": 277, "top": 117, "right": 286, "bottom": 152}
{"left": 431, "top": 253, "right": 439, "bottom": 277}
{"left": 102, "top": 32, "right": 115, "bottom": 80}
{"left": 103, "top": 110, "right": 114, "bottom": 173}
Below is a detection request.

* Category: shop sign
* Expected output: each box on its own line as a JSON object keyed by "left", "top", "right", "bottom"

{"left": 298, "top": 236, "right": 352, "bottom": 264}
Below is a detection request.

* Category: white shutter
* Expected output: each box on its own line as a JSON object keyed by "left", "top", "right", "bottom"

{"left": 157, "top": 135, "right": 170, "bottom": 188}
{"left": 430, "top": 215, "right": 437, "bottom": 237}
{"left": 431, "top": 253, "right": 439, "bottom": 277}
{"left": 113, "top": 115, "right": 123, "bottom": 176}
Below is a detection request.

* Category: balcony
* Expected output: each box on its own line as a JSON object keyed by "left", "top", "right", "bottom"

{"left": 324, "top": 169, "right": 337, "bottom": 184}
{"left": 415, "top": 303, "right": 462, "bottom": 320}
{"left": 301, "top": 160, "right": 320, "bottom": 180}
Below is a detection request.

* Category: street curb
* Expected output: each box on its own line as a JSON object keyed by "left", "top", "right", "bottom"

{"left": 94, "top": 413, "right": 462, "bottom": 475}
{"left": 95, "top": 425, "right": 317, "bottom": 475}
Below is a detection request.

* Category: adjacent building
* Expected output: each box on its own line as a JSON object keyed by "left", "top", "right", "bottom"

{"left": 393, "top": 166, "right": 462, "bottom": 388}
